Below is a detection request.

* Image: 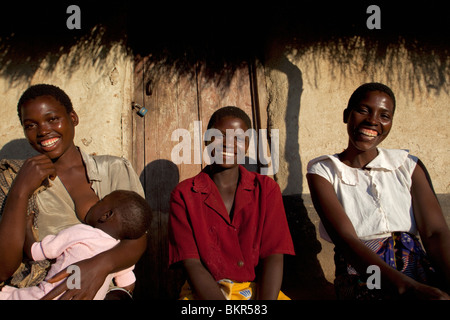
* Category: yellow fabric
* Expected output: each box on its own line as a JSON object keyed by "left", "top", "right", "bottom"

{"left": 180, "top": 279, "right": 290, "bottom": 300}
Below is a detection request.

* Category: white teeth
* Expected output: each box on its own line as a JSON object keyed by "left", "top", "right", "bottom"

{"left": 222, "top": 152, "right": 235, "bottom": 157}
{"left": 360, "top": 129, "right": 378, "bottom": 137}
{"left": 41, "top": 138, "right": 59, "bottom": 147}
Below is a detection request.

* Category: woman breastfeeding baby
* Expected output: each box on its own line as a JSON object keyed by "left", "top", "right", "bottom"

{"left": 0, "top": 84, "right": 146, "bottom": 299}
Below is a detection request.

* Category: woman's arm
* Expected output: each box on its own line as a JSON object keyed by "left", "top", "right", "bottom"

{"left": 307, "top": 172, "right": 449, "bottom": 299}
{"left": 182, "top": 258, "right": 225, "bottom": 300}
{"left": 0, "top": 155, "right": 56, "bottom": 281}
{"left": 23, "top": 213, "right": 37, "bottom": 260}
{"left": 0, "top": 189, "right": 30, "bottom": 281}
{"left": 256, "top": 254, "right": 283, "bottom": 300}
{"left": 411, "top": 159, "right": 450, "bottom": 292}
{"left": 41, "top": 234, "right": 147, "bottom": 300}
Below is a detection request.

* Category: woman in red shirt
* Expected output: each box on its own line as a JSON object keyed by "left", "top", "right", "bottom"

{"left": 169, "top": 106, "right": 295, "bottom": 300}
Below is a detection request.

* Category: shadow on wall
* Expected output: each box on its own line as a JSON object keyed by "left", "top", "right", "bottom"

{"left": 264, "top": 50, "right": 335, "bottom": 299}
{"left": 135, "top": 159, "right": 183, "bottom": 300}
{"left": 0, "top": 139, "right": 39, "bottom": 160}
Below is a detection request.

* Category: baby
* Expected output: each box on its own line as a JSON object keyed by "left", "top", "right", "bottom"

{"left": 0, "top": 190, "right": 152, "bottom": 300}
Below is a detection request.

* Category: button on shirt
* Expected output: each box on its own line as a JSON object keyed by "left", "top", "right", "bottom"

{"left": 307, "top": 148, "right": 418, "bottom": 241}
{"left": 168, "top": 165, "right": 295, "bottom": 282}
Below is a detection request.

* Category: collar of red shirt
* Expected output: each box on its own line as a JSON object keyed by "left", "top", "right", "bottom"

{"left": 191, "top": 165, "right": 256, "bottom": 194}
{"left": 191, "top": 165, "right": 256, "bottom": 224}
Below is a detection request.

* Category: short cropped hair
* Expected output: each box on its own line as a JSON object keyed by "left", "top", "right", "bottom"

{"left": 113, "top": 190, "right": 153, "bottom": 240}
{"left": 17, "top": 84, "right": 74, "bottom": 123}
{"left": 346, "top": 82, "right": 396, "bottom": 114}
{"left": 207, "top": 106, "right": 252, "bottom": 130}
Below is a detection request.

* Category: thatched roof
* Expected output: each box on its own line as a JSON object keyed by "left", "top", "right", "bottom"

{"left": 1, "top": 2, "right": 448, "bottom": 92}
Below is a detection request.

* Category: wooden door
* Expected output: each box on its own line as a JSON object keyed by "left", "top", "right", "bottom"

{"left": 131, "top": 57, "right": 262, "bottom": 299}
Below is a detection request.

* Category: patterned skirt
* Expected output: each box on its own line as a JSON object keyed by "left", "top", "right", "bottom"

{"left": 334, "top": 232, "right": 436, "bottom": 299}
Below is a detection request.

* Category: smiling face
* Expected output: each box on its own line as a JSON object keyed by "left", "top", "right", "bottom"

{"left": 209, "top": 116, "right": 249, "bottom": 169}
{"left": 20, "top": 95, "right": 78, "bottom": 160}
{"left": 344, "top": 90, "right": 394, "bottom": 153}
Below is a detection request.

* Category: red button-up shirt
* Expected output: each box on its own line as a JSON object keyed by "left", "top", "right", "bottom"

{"left": 169, "top": 165, "right": 295, "bottom": 282}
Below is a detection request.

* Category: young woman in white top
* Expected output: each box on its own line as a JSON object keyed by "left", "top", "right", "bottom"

{"left": 307, "top": 83, "right": 450, "bottom": 299}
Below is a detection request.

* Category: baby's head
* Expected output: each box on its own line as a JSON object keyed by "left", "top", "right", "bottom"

{"left": 84, "top": 190, "right": 152, "bottom": 240}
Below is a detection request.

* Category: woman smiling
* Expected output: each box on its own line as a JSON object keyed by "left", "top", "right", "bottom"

{"left": 307, "top": 83, "right": 450, "bottom": 299}
{"left": 0, "top": 84, "right": 146, "bottom": 299}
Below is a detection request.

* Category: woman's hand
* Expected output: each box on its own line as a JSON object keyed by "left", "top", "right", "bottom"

{"left": 41, "top": 257, "right": 108, "bottom": 300}
{"left": 41, "top": 236, "right": 146, "bottom": 300}
{"left": 398, "top": 276, "right": 450, "bottom": 300}
{"left": 12, "top": 154, "right": 57, "bottom": 198}
{"left": 182, "top": 259, "right": 226, "bottom": 300}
